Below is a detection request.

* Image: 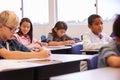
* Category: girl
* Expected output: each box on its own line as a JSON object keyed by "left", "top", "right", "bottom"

{"left": 47, "top": 21, "right": 75, "bottom": 46}
{"left": 14, "top": 18, "right": 47, "bottom": 51}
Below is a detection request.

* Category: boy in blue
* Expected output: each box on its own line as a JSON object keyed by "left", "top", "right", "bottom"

{"left": 98, "top": 15, "right": 120, "bottom": 68}
{"left": 0, "top": 10, "right": 51, "bottom": 59}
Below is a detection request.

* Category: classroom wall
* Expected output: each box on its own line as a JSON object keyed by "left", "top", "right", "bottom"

{"left": 33, "top": 21, "right": 113, "bottom": 40}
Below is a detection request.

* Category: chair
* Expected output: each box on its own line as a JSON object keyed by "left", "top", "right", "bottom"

{"left": 73, "top": 37, "right": 80, "bottom": 43}
{"left": 110, "top": 32, "right": 115, "bottom": 40}
{"left": 87, "top": 54, "right": 98, "bottom": 70}
{"left": 71, "top": 42, "right": 83, "bottom": 54}
{"left": 41, "top": 35, "right": 47, "bottom": 42}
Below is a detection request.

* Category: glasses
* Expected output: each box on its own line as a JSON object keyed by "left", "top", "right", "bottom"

{"left": 4, "top": 25, "right": 18, "bottom": 32}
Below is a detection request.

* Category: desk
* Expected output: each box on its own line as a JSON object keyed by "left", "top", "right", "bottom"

{"left": 46, "top": 42, "right": 83, "bottom": 54}
{"left": 46, "top": 46, "right": 71, "bottom": 51}
{"left": 32, "top": 54, "right": 93, "bottom": 80}
{"left": 0, "top": 60, "right": 40, "bottom": 80}
{"left": 50, "top": 67, "right": 120, "bottom": 80}
{"left": 46, "top": 46, "right": 71, "bottom": 54}
{"left": 80, "top": 50, "right": 99, "bottom": 55}
{"left": 0, "top": 54, "right": 93, "bottom": 80}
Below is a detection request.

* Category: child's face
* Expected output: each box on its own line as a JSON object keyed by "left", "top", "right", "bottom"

{"left": 2, "top": 23, "right": 18, "bottom": 40}
{"left": 89, "top": 18, "right": 103, "bottom": 35}
{"left": 20, "top": 21, "right": 31, "bottom": 35}
{"left": 55, "top": 29, "right": 66, "bottom": 37}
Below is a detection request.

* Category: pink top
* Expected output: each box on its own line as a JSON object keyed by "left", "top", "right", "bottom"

{"left": 14, "top": 34, "right": 37, "bottom": 46}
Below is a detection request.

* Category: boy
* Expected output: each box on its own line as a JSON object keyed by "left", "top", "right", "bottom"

{"left": 0, "top": 10, "right": 51, "bottom": 59}
{"left": 83, "top": 14, "right": 112, "bottom": 50}
{"left": 98, "top": 15, "right": 120, "bottom": 68}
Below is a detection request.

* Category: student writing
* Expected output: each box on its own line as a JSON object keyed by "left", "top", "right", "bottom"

{"left": 47, "top": 21, "right": 75, "bottom": 46}
{"left": 0, "top": 10, "right": 51, "bottom": 59}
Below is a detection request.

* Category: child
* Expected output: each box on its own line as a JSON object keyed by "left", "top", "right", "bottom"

{"left": 14, "top": 18, "right": 48, "bottom": 51}
{"left": 47, "top": 21, "right": 75, "bottom": 46}
{"left": 83, "top": 14, "right": 112, "bottom": 50}
{"left": 98, "top": 15, "right": 120, "bottom": 68}
{"left": 0, "top": 10, "right": 51, "bottom": 59}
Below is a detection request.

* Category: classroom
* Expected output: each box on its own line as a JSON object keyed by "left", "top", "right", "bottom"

{"left": 0, "top": 0, "right": 120, "bottom": 80}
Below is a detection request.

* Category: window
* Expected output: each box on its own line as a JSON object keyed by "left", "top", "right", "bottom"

{"left": 0, "top": 0, "right": 22, "bottom": 19}
{"left": 57, "top": 0, "right": 96, "bottom": 24}
{"left": 23, "top": 0, "right": 49, "bottom": 25}
{"left": 0, "top": 0, "right": 119, "bottom": 25}
{"left": 98, "top": 0, "right": 120, "bottom": 21}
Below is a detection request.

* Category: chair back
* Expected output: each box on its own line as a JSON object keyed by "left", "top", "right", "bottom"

{"left": 71, "top": 42, "right": 83, "bottom": 54}
{"left": 41, "top": 35, "right": 47, "bottom": 42}
{"left": 87, "top": 54, "right": 98, "bottom": 70}
{"left": 73, "top": 37, "right": 80, "bottom": 43}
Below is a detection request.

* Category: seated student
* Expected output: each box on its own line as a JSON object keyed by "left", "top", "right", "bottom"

{"left": 14, "top": 18, "right": 48, "bottom": 51}
{"left": 47, "top": 21, "right": 75, "bottom": 46}
{"left": 98, "top": 15, "right": 120, "bottom": 68}
{"left": 83, "top": 14, "right": 112, "bottom": 50}
{"left": 0, "top": 10, "right": 51, "bottom": 59}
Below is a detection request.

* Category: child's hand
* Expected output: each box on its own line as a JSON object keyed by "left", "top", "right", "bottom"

{"left": 64, "top": 40, "right": 75, "bottom": 45}
{"left": 37, "top": 48, "right": 51, "bottom": 58}
{"left": 42, "top": 42, "right": 48, "bottom": 46}
{"left": 69, "top": 40, "right": 75, "bottom": 44}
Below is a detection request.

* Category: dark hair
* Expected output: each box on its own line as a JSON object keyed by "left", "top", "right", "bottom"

{"left": 88, "top": 14, "right": 101, "bottom": 25}
{"left": 113, "top": 15, "right": 120, "bottom": 38}
{"left": 17, "top": 18, "right": 33, "bottom": 43}
{"left": 52, "top": 21, "right": 67, "bottom": 30}
{"left": 52, "top": 21, "right": 68, "bottom": 41}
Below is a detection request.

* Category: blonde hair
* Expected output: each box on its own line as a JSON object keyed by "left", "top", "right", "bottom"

{"left": 0, "top": 10, "right": 19, "bottom": 27}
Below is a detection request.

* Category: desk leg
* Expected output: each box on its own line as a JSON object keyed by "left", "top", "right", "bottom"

{"left": 80, "top": 60, "right": 88, "bottom": 71}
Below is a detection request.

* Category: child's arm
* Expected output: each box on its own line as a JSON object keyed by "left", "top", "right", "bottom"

{"left": 107, "top": 55, "right": 120, "bottom": 67}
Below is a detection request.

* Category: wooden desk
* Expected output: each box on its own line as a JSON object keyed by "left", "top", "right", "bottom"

{"left": 0, "top": 54, "right": 93, "bottom": 80}
{"left": 51, "top": 67, "right": 120, "bottom": 80}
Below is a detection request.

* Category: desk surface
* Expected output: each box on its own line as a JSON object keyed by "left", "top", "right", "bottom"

{"left": 46, "top": 42, "right": 83, "bottom": 51}
{"left": 0, "top": 54, "right": 93, "bottom": 72}
{"left": 51, "top": 67, "right": 120, "bottom": 80}
{"left": 0, "top": 54, "right": 93, "bottom": 80}
{"left": 49, "top": 54, "right": 93, "bottom": 62}
{"left": 46, "top": 45, "right": 71, "bottom": 50}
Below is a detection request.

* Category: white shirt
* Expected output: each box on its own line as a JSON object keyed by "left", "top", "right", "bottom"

{"left": 83, "top": 31, "right": 113, "bottom": 50}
